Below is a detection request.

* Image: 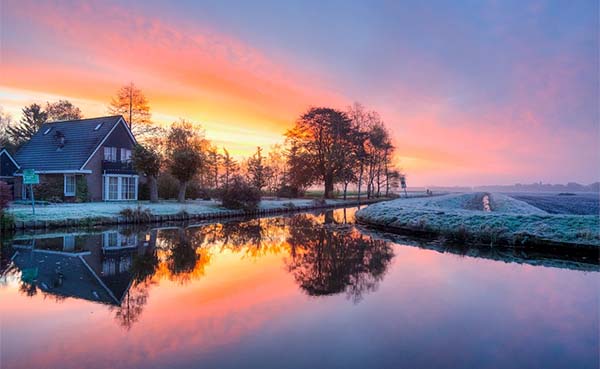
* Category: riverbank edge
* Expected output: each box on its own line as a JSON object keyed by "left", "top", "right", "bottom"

{"left": 5, "top": 198, "right": 388, "bottom": 231}
{"left": 355, "top": 216, "right": 599, "bottom": 250}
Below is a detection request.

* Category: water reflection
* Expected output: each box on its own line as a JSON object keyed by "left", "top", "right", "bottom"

{"left": 0, "top": 207, "right": 597, "bottom": 369}
{"left": 1, "top": 208, "right": 391, "bottom": 329}
{"left": 286, "top": 214, "right": 393, "bottom": 302}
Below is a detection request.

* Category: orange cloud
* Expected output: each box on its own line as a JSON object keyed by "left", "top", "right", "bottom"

{"left": 1, "top": 0, "right": 345, "bottom": 155}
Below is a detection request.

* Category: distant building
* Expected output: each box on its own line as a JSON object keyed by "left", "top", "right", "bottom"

{"left": 13, "top": 116, "right": 139, "bottom": 201}
{"left": 0, "top": 147, "right": 20, "bottom": 200}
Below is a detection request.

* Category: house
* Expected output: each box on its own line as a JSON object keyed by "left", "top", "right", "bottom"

{"left": 14, "top": 116, "right": 139, "bottom": 201}
{"left": 0, "top": 147, "right": 20, "bottom": 199}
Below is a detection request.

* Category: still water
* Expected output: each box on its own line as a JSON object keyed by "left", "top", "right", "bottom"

{"left": 1, "top": 207, "right": 598, "bottom": 369}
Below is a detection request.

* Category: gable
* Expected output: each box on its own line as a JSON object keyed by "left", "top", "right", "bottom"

{"left": 103, "top": 122, "right": 136, "bottom": 148}
{"left": 80, "top": 118, "right": 137, "bottom": 170}
{"left": 0, "top": 149, "right": 19, "bottom": 177}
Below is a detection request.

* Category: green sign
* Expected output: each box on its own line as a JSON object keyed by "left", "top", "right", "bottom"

{"left": 21, "top": 267, "right": 38, "bottom": 284}
{"left": 23, "top": 169, "right": 40, "bottom": 185}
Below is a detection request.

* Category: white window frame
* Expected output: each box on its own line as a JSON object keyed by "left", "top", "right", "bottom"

{"left": 102, "top": 174, "right": 138, "bottom": 201}
{"left": 121, "top": 148, "right": 132, "bottom": 163}
{"left": 63, "top": 235, "right": 75, "bottom": 251}
{"left": 104, "top": 147, "right": 117, "bottom": 162}
{"left": 102, "top": 232, "right": 138, "bottom": 250}
{"left": 64, "top": 175, "right": 76, "bottom": 196}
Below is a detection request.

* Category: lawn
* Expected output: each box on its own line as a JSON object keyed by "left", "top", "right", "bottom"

{"left": 7, "top": 198, "right": 354, "bottom": 222}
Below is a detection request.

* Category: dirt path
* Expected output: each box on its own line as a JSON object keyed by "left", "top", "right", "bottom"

{"left": 465, "top": 192, "right": 492, "bottom": 211}
{"left": 482, "top": 194, "right": 491, "bottom": 212}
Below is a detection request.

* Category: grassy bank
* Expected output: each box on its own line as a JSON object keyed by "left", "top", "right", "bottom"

{"left": 356, "top": 193, "right": 599, "bottom": 247}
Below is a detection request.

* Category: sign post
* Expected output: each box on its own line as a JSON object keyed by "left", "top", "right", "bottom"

{"left": 23, "top": 169, "right": 40, "bottom": 216}
{"left": 400, "top": 176, "right": 408, "bottom": 198}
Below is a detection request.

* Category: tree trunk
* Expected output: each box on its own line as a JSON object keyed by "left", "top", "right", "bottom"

{"left": 324, "top": 210, "right": 334, "bottom": 224}
{"left": 323, "top": 173, "right": 334, "bottom": 199}
{"left": 343, "top": 182, "right": 348, "bottom": 200}
{"left": 177, "top": 181, "right": 188, "bottom": 203}
{"left": 149, "top": 176, "right": 159, "bottom": 203}
{"left": 357, "top": 163, "right": 363, "bottom": 204}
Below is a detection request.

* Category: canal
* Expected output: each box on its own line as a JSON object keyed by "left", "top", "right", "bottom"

{"left": 0, "top": 207, "right": 597, "bottom": 369}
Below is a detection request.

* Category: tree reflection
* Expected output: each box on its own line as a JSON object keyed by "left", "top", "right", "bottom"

{"left": 113, "top": 282, "right": 150, "bottom": 330}
{"left": 286, "top": 215, "right": 394, "bottom": 303}
{"left": 158, "top": 228, "right": 211, "bottom": 285}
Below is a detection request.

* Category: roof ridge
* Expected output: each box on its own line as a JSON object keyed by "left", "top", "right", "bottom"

{"left": 45, "top": 115, "right": 123, "bottom": 124}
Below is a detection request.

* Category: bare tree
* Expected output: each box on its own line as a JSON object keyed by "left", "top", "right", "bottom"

{"left": 108, "top": 83, "right": 158, "bottom": 139}
{"left": 219, "top": 148, "right": 238, "bottom": 190}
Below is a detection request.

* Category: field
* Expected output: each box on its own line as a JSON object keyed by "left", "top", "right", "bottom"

{"left": 356, "top": 193, "right": 599, "bottom": 246}
{"left": 507, "top": 192, "right": 599, "bottom": 215}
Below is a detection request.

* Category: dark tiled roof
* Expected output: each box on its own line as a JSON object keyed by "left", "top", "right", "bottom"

{"left": 11, "top": 249, "right": 119, "bottom": 305}
{"left": 14, "top": 116, "right": 126, "bottom": 171}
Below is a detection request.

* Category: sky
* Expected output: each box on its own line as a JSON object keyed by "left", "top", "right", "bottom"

{"left": 0, "top": 0, "right": 598, "bottom": 186}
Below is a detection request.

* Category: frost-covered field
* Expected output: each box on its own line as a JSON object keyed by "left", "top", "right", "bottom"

{"left": 7, "top": 199, "right": 351, "bottom": 222}
{"left": 356, "top": 193, "right": 599, "bottom": 246}
{"left": 507, "top": 192, "right": 599, "bottom": 215}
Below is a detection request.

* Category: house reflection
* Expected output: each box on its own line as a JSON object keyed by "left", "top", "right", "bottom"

{"left": 9, "top": 229, "right": 158, "bottom": 306}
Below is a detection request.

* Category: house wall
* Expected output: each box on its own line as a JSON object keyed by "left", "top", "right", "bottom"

{"left": 84, "top": 122, "right": 137, "bottom": 201}
{"left": 85, "top": 149, "right": 104, "bottom": 201}
{"left": 15, "top": 174, "right": 90, "bottom": 202}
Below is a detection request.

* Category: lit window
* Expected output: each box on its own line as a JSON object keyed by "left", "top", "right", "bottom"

{"left": 64, "top": 175, "right": 76, "bottom": 196}
{"left": 104, "top": 147, "right": 117, "bottom": 161}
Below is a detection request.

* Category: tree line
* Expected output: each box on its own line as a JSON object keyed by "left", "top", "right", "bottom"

{"left": 0, "top": 84, "right": 403, "bottom": 206}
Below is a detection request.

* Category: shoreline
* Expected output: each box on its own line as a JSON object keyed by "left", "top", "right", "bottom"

{"left": 356, "top": 217, "right": 600, "bottom": 251}
{"left": 4, "top": 198, "right": 389, "bottom": 231}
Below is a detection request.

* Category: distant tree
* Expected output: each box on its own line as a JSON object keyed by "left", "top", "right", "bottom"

{"left": 219, "top": 148, "right": 238, "bottom": 190}
{"left": 6, "top": 104, "right": 48, "bottom": 147}
{"left": 347, "top": 103, "right": 396, "bottom": 199}
{"left": 45, "top": 100, "right": 83, "bottom": 121}
{"left": 282, "top": 140, "right": 312, "bottom": 195}
{"left": 266, "top": 144, "right": 286, "bottom": 194}
{"left": 0, "top": 107, "right": 13, "bottom": 149}
{"left": 108, "top": 83, "right": 157, "bottom": 138}
{"left": 285, "top": 107, "right": 354, "bottom": 198}
{"left": 165, "top": 120, "right": 205, "bottom": 202}
{"left": 205, "top": 146, "right": 220, "bottom": 189}
{"left": 132, "top": 144, "right": 162, "bottom": 203}
{"left": 247, "top": 146, "right": 271, "bottom": 192}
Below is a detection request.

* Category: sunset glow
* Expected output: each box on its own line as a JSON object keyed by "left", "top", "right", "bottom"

{"left": 1, "top": 0, "right": 597, "bottom": 186}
